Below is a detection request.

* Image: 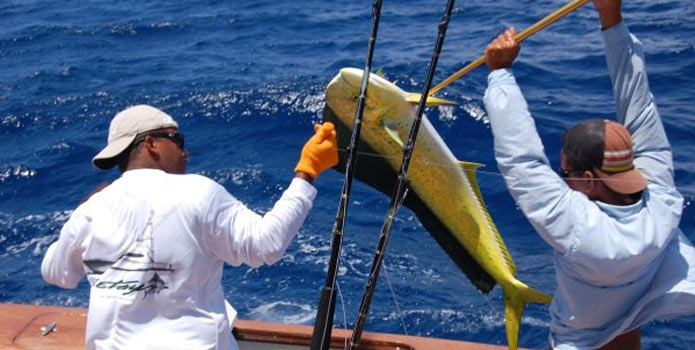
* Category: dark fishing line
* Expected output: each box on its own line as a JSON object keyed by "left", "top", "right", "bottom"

{"left": 310, "top": 1, "right": 384, "bottom": 350}
{"left": 348, "top": 0, "right": 457, "bottom": 348}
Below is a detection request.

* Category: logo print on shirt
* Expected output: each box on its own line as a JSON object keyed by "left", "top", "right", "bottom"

{"left": 85, "top": 214, "right": 174, "bottom": 299}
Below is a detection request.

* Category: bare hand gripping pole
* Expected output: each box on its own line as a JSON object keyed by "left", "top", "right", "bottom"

{"left": 310, "top": 1, "right": 384, "bottom": 350}
{"left": 348, "top": 0, "right": 457, "bottom": 349}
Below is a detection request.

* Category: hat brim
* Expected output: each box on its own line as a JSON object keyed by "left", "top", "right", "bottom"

{"left": 594, "top": 167, "right": 647, "bottom": 194}
{"left": 92, "top": 135, "right": 136, "bottom": 170}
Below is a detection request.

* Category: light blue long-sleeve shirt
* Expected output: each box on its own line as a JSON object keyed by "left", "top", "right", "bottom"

{"left": 483, "top": 22, "right": 695, "bottom": 350}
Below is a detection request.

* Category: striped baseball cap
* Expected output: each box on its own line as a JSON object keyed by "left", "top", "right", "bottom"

{"left": 562, "top": 119, "right": 647, "bottom": 194}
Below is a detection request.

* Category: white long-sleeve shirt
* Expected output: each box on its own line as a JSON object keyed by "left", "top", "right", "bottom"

{"left": 42, "top": 168, "right": 317, "bottom": 350}
{"left": 484, "top": 23, "right": 695, "bottom": 349}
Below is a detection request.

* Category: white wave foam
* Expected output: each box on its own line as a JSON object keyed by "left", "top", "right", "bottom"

{"left": 5, "top": 233, "right": 57, "bottom": 256}
{"left": 199, "top": 168, "right": 263, "bottom": 186}
{"left": 521, "top": 315, "right": 549, "bottom": 328}
{"left": 247, "top": 301, "right": 315, "bottom": 324}
{"left": 344, "top": 257, "right": 368, "bottom": 278}
{"left": 1, "top": 210, "right": 73, "bottom": 256}
{"left": 276, "top": 89, "right": 325, "bottom": 114}
{"left": 298, "top": 242, "right": 326, "bottom": 255}
{"left": 462, "top": 103, "right": 489, "bottom": 124}
{"left": 437, "top": 105, "right": 457, "bottom": 122}
{"left": 51, "top": 142, "right": 71, "bottom": 150}
{"left": 382, "top": 306, "right": 548, "bottom": 334}
{"left": 190, "top": 91, "right": 242, "bottom": 117}
{"left": 0, "top": 165, "right": 37, "bottom": 183}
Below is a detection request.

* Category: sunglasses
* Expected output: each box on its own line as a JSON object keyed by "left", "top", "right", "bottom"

{"left": 134, "top": 131, "right": 185, "bottom": 150}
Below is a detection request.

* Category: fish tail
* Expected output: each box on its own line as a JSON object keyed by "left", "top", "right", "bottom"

{"left": 503, "top": 281, "right": 553, "bottom": 350}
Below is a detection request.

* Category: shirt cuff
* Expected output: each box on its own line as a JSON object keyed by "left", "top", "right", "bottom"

{"left": 288, "top": 177, "right": 318, "bottom": 201}
{"left": 601, "top": 21, "right": 630, "bottom": 47}
{"left": 487, "top": 68, "right": 517, "bottom": 88}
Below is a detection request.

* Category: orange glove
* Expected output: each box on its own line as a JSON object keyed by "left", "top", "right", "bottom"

{"left": 294, "top": 122, "right": 339, "bottom": 179}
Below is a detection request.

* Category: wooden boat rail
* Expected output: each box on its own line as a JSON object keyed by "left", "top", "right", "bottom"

{"left": 0, "top": 303, "right": 519, "bottom": 350}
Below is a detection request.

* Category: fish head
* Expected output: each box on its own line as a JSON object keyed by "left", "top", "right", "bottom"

{"left": 325, "top": 67, "right": 416, "bottom": 139}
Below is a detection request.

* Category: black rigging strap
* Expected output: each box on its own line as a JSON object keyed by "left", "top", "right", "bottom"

{"left": 348, "top": 0, "right": 457, "bottom": 349}
{"left": 310, "top": 1, "right": 384, "bottom": 350}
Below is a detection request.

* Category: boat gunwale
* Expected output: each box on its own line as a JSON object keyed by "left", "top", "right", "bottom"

{"left": 1, "top": 303, "right": 521, "bottom": 350}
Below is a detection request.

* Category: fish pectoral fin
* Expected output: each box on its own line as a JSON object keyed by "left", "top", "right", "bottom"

{"left": 406, "top": 92, "right": 458, "bottom": 106}
{"left": 383, "top": 123, "right": 405, "bottom": 148}
{"left": 458, "top": 160, "right": 484, "bottom": 171}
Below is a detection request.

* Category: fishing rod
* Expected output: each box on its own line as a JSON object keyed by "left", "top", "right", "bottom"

{"left": 348, "top": 0, "right": 457, "bottom": 349}
{"left": 309, "top": 1, "right": 384, "bottom": 350}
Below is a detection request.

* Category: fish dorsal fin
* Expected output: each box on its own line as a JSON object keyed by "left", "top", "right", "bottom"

{"left": 459, "top": 160, "right": 517, "bottom": 275}
{"left": 324, "top": 105, "right": 497, "bottom": 293}
{"left": 383, "top": 121, "right": 405, "bottom": 148}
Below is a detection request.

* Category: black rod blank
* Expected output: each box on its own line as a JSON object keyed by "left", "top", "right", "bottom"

{"left": 309, "top": 1, "right": 384, "bottom": 350}
{"left": 348, "top": 0, "right": 457, "bottom": 348}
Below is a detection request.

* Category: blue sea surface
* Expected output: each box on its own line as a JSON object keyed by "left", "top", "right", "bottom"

{"left": 1, "top": 0, "right": 694, "bottom": 349}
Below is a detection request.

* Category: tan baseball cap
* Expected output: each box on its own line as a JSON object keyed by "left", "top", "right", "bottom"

{"left": 563, "top": 119, "right": 647, "bottom": 194}
{"left": 92, "top": 104, "right": 178, "bottom": 170}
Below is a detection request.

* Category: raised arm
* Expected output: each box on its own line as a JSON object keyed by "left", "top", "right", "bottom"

{"left": 202, "top": 178, "right": 317, "bottom": 268}
{"left": 483, "top": 28, "right": 580, "bottom": 253}
{"left": 596, "top": 0, "right": 675, "bottom": 188}
{"left": 202, "top": 123, "right": 337, "bottom": 267}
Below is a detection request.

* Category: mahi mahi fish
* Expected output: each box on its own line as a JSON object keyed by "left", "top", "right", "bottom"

{"left": 322, "top": 68, "right": 552, "bottom": 350}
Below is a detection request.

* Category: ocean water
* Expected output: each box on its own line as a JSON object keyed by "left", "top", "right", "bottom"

{"left": 1, "top": 0, "right": 693, "bottom": 349}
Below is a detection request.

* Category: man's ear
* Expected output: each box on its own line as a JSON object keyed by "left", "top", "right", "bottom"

{"left": 142, "top": 136, "right": 162, "bottom": 160}
{"left": 583, "top": 169, "right": 599, "bottom": 193}
{"left": 143, "top": 136, "right": 157, "bottom": 151}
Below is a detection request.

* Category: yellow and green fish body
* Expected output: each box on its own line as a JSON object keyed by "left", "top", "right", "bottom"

{"left": 323, "top": 68, "right": 551, "bottom": 350}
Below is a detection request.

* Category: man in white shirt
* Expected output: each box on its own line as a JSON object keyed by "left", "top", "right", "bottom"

{"left": 41, "top": 104, "right": 338, "bottom": 350}
{"left": 482, "top": 0, "right": 695, "bottom": 349}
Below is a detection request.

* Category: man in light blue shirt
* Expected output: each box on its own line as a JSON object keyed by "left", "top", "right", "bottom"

{"left": 482, "top": 0, "right": 695, "bottom": 349}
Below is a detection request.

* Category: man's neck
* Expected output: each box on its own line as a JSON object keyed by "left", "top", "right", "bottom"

{"left": 121, "top": 159, "right": 165, "bottom": 173}
{"left": 595, "top": 190, "right": 642, "bottom": 206}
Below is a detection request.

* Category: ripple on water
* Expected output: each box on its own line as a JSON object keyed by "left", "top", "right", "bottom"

{"left": 0, "top": 210, "right": 72, "bottom": 257}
